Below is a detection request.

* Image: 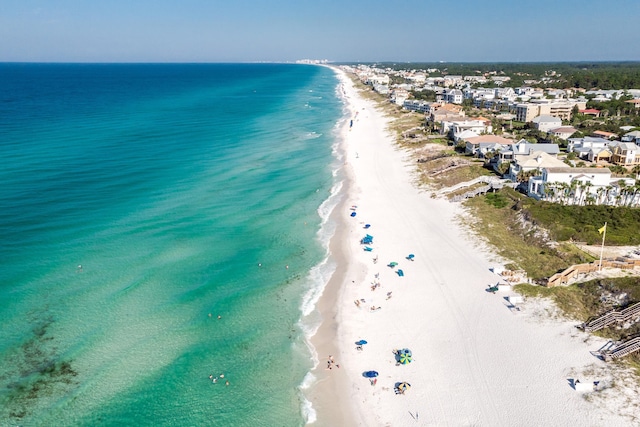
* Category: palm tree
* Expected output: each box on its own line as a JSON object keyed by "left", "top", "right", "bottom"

{"left": 595, "top": 187, "right": 605, "bottom": 205}
{"left": 568, "top": 180, "right": 579, "bottom": 205}
{"left": 581, "top": 182, "right": 593, "bottom": 206}
{"left": 542, "top": 182, "right": 555, "bottom": 201}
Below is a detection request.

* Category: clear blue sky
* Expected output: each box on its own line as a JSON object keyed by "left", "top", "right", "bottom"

{"left": 1, "top": 0, "right": 639, "bottom": 63}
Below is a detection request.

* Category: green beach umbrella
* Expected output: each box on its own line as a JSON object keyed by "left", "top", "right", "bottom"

{"left": 399, "top": 353, "right": 412, "bottom": 364}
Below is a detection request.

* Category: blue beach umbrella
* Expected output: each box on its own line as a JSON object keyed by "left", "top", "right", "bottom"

{"left": 363, "top": 370, "right": 379, "bottom": 378}
{"left": 356, "top": 339, "right": 368, "bottom": 346}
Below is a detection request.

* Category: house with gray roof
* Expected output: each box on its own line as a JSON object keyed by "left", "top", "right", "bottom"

{"left": 622, "top": 130, "right": 640, "bottom": 143}
{"left": 513, "top": 139, "right": 560, "bottom": 156}
{"left": 567, "top": 136, "right": 611, "bottom": 159}
{"left": 532, "top": 115, "right": 562, "bottom": 132}
{"left": 610, "top": 141, "right": 640, "bottom": 165}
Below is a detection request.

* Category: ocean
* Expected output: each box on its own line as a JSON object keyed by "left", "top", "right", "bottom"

{"left": 0, "top": 63, "right": 345, "bottom": 426}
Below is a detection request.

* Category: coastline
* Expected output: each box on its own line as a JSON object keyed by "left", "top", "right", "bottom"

{"left": 303, "top": 67, "right": 361, "bottom": 426}
{"left": 306, "top": 67, "right": 635, "bottom": 426}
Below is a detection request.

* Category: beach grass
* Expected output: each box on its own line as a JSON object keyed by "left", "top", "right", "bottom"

{"left": 515, "top": 277, "right": 640, "bottom": 342}
{"left": 464, "top": 188, "right": 591, "bottom": 279}
{"left": 432, "top": 162, "right": 493, "bottom": 188}
{"left": 514, "top": 283, "right": 599, "bottom": 321}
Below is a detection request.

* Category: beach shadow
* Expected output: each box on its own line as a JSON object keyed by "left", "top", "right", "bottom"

{"left": 502, "top": 296, "right": 521, "bottom": 312}
{"left": 590, "top": 341, "right": 615, "bottom": 360}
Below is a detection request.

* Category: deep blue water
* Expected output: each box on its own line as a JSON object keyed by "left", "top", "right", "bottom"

{"left": 0, "top": 63, "right": 344, "bottom": 426}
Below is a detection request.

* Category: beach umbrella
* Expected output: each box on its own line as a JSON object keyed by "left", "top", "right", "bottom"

{"left": 407, "top": 254, "right": 415, "bottom": 260}
{"left": 356, "top": 339, "right": 368, "bottom": 346}
{"left": 350, "top": 211, "right": 356, "bottom": 217}
{"left": 398, "top": 382, "right": 411, "bottom": 392}
{"left": 399, "top": 353, "right": 412, "bottom": 364}
{"left": 363, "top": 370, "right": 379, "bottom": 378}
{"left": 389, "top": 262, "right": 398, "bottom": 268}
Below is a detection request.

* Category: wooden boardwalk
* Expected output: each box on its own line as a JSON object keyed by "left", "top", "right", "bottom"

{"left": 601, "top": 336, "right": 640, "bottom": 361}
{"left": 581, "top": 301, "right": 640, "bottom": 333}
{"left": 547, "top": 258, "right": 640, "bottom": 287}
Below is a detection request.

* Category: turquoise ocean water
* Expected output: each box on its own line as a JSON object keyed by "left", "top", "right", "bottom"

{"left": 0, "top": 63, "right": 345, "bottom": 426}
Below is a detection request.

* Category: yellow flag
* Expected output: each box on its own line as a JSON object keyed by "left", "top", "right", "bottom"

{"left": 598, "top": 224, "right": 607, "bottom": 234}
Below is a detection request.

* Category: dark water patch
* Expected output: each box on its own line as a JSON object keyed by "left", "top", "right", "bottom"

{"left": 0, "top": 314, "right": 78, "bottom": 423}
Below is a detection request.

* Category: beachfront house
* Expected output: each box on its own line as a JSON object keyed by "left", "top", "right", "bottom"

{"left": 507, "top": 150, "right": 566, "bottom": 182}
{"left": 448, "top": 118, "right": 493, "bottom": 141}
{"left": 528, "top": 167, "right": 613, "bottom": 204}
{"left": 391, "top": 88, "right": 410, "bottom": 106}
{"left": 464, "top": 134, "right": 514, "bottom": 156}
{"left": 403, "top": 99, "right": 432, "bottom": 113}
{"left": 429, "top": 104, "right": 465, "bottom": 133}
{"left": 454, "top": 129, "right": 480, "bottom": 143}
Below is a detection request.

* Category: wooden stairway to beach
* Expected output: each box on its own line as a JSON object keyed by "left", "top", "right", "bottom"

{"left": 602, "top": 336, "right": 640, "bottom": 361}
{"left": 439, "top": 176, "right": 517, "bottom": 202}
{"left": 582, "top": 302, "right": 640, "bottom": 333}
{"left": 547, "top": 258, "right": 640, "bottom": 287}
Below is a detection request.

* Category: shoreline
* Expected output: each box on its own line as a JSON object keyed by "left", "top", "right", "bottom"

{"left": 303, "top": 67, "right": 361, "bottom": 426}
{"left": 305, "top": 66, "right": 636, "bottom": 426}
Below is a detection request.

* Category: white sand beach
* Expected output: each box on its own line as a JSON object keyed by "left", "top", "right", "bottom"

{"left": 306, "top": 68, "right": 636, "bottom": 426}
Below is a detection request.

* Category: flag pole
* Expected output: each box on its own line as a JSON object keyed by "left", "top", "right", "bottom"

{"left": 599, "top": 222, "right": 607, "bottom": 271}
